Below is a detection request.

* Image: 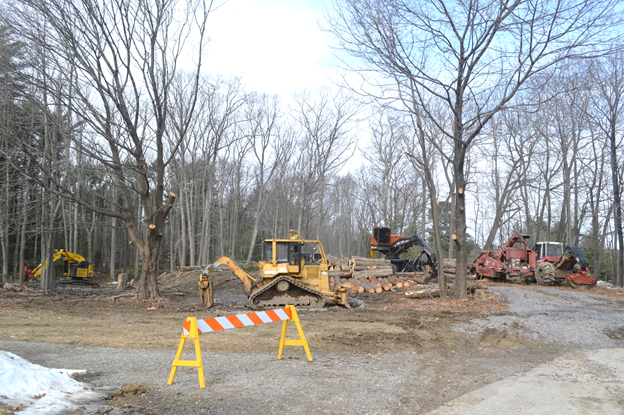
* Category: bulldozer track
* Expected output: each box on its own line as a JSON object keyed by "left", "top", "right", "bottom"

{"left": 247, "top": 275, "right": 325, "bottom": 309}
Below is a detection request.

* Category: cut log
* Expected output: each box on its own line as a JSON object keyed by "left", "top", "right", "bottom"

{"left": 405, "top": 288, "right": 441, "bottom": 299}
{"left": 329, "top": 270, "right": 351, "bottom": 278}
{"left": 352, "top": 265, "right": 394, "bottom": 272}
{"left": 112, "top": 293, "right": 137, "bottom": 302}
{"left": 351, "top": 256, "right": 392, "bottom": 266}
{"left": 349, "top": 279, "right": 366, "bottom": 292}
{"left": 395, "top": 271, "right": 429, "bottom": 278}
{"left": 359, "top": 281, "right": 377, "bottom": 294}
{"left": 353, "top": 269, "right": 394, "bottom": 278}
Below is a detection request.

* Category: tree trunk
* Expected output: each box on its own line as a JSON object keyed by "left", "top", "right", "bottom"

{"left": 137, "top": 226, "right": 162, "bottom": 298}
{"left": 110, "top": 215, "right": 117, "bottom": 281}
{"left": 452, "top": 140, "right": 468, "bottom": 300}
{"left": 18, "top": 183, "right": 28, "bottom": 284}
{"left": 247, "top": 186, "right": 266, "bottom": 262}
{"left": 2, "top": 146, "right": 10, "bottom": 283}
{"left": 609, "top": 124, "right": 624, "bottom": 287}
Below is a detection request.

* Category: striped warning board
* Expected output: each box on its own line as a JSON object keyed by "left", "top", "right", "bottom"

{"left": 182, "top": 308, "right": 293, "bottom": 335}
{"left": 169, "top": 305, "right": 312, "bottom": 389}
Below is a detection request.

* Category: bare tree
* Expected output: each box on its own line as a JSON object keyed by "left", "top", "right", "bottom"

{"left": 327, "top": 0, "right": 623, "bottom": 298}
{"left": 244, "top": 93, "right": 293, "bottom": 261}
{"left": 292, "top": 87, "right": 357, "bottom": 240}
{"left": 586, "top": 51, "right": 624, "bottom": 287}
{"left": 11, "top": 0, "right": 211, "bottom": 298}
{"left": 0, "top": 24, "right": 30, "bottom": 283}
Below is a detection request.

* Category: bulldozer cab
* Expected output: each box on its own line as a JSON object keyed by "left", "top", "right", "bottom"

{"left": 260, "top": 237, "right": 329, "bottom": 292}
{"left": 262, "top": 240, "right": 303, "bottom": 276}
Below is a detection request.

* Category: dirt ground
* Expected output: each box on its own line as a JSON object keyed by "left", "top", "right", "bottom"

{"left": 1, "top": 268, "right": 623, "bottom": 414}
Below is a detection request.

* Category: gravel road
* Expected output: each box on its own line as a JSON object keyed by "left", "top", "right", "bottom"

{"left": 455, "top": 285, "right": 624, "bottom": 349}
{"left": 2, "top": 284, "right": 624, "bottom": 414}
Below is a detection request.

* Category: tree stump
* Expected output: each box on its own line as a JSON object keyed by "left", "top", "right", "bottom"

{"left": 198, "top": 279, "right": 213, "bottom": 308}
{"left": 116, "top": 273, "right": 127, "bottom": 290}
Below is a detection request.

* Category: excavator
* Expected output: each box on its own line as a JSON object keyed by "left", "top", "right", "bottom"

{"left": 31, "top": 249, "right": 97, "bottom": 288}
{"left": 201, "top": 231, "right": 350, "bottom": 309}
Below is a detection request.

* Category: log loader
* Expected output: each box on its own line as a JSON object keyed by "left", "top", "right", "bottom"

{"left": 370, "top": 226, "right": 437, "bottom": 279}
{"left": 201, "top": 231, "right": 350, "bottom": 309}
{"left": 31, "top": 249, "right": 97, "bottom": 287}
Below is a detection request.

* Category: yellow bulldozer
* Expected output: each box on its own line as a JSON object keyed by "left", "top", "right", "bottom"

{"left": 200, "top": 230, "right": 349, "bottom": 309}
{"left": 32, "top": 249, "right": 97, "bottom": 287}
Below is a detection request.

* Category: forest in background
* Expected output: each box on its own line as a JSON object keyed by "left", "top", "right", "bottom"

{"left": 1, "top": 0, "right": 623, "bottom": 298}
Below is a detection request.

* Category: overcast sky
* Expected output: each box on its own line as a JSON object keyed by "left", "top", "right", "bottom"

{"left": 203, "top": 0, "right": 336, "bottom": 96}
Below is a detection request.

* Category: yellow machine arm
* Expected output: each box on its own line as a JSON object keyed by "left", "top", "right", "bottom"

{"left": 205, "top": 257, "right": 258, "bottom": 297}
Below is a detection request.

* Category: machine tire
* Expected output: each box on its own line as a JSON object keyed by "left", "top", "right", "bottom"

{"left": 535, "top": 262, "right": 556, "bottom": 285}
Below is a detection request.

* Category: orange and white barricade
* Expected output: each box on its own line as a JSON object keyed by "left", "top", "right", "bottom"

{"left": 167, "top": 304, "right": 312, "bottom": 388}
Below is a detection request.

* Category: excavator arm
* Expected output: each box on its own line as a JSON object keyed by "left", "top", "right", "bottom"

{"left": 31, "top": 250, "right": 66, "bottom": 278}
{"left": 389, "top": 233, "right": 436, "bottom": 261}
{"left": 206, "top": 257, "right": 258, "bottom": 297}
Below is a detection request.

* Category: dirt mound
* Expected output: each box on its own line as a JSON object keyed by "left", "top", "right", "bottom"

{"left": 157, "top": 265, "right": 255, "bottom": 308}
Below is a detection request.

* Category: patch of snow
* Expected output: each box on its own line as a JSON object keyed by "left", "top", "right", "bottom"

{"left": 597, "top": 280, "right": 623, "bottom": 290}
{"left": 0, "top": 351, "right": 98, "bottom": 414}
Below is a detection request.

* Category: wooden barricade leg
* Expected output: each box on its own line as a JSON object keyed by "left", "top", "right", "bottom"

{"left": 167, "top": 317, "right": 206, "bottom": 388}
{"left": 277, "top": 305, "right": 313, "bottom": 362}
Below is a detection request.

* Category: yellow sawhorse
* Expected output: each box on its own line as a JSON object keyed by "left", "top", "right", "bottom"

{"left": 278, "top": 305, "right": 312, "bottom": 361}
{"left": 167, "top": 317, "right": 205, "bottom": 388}
{"left": 167, "top": 305, "right": 312, "bottom": 389}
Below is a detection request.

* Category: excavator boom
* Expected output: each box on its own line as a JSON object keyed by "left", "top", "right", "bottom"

{"left": 207, "top": 257, "right": 257, "bottom": 297}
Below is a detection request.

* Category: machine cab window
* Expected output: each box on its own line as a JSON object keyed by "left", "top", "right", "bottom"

{"left": 262, "top": 242, "right": 273, "bottom": 262}
{"left": 264, "top": 241, "right": 301, "bottom": 266}
{"left": 301, "top": 242, "right": 322, "bottom": 265}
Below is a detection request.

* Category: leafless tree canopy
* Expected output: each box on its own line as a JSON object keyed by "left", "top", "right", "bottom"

{"left": 325, "top": 0, "right": 624, "bottom": 296}
{"left": 0, "top": 0, "right": 623, "bottom": 294}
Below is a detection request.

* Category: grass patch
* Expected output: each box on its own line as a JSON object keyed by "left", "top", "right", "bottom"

{"left": 0, "top": 402, "right": 18, "bottom": 415}
{"left": 106, "top": 383, "right": 150, "bottom": 409}
{"left": 115, "top": 383, "right": 150, "bottom": 397}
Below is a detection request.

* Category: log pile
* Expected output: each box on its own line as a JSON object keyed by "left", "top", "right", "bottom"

{"left": 330, "top": 274, "right": 438, "bottom": 295}
{"left": 328, "top": 255, "right": 446, "bottom": 294}
{"left": 442, "top": 258, "right": 457, "bottom": 274}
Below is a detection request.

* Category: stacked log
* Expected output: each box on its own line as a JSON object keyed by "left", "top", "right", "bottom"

{"left": 327, "top": 254, "right": 349, "bottom": 271}
{"left": 326, "top": 254, "right": 461, "bottom": 296}
{"left": 443, "top": 258, "right": 457, "bottom": 274}
{"left": 437, "top": 258, "right": 474, "bottom": 281}
{"left": 348, "top": 256, "right": 393, "bottom": 279}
